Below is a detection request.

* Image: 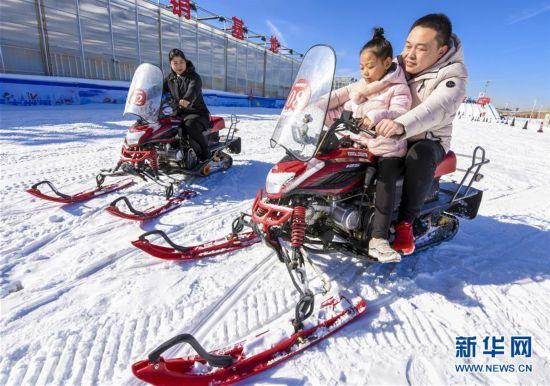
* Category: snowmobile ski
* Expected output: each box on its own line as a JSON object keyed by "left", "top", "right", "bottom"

{"left": 26, "top": 178, "right": 135, "bottom": 204}
{"left": 131, "top": 295, "right": 366, "bottom": 386}
{"left": 132, "top": 230, "right": 261, "bottom": 261}
{"left": 105, "top": 190, "right": 198, "bottom": 221}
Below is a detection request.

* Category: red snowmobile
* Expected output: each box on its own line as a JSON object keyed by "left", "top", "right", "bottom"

{"left": 27, "top": 63, "right": 241, "bottom": 220}
{"left": 131, "top": 45, "right": 489, "bottom": 384}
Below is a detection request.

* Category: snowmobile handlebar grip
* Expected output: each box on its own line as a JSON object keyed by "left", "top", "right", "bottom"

{"left": 109, "top": 196, "right": 145, "bottom": 216}
{"left": 138, "top": 230, "right": 189, "bottom": 252}
{"left": 30, "top": 181, "right": 71, "bottom": 199}
{"left": 148, "top": 333, "right": 235, "bottom": 368}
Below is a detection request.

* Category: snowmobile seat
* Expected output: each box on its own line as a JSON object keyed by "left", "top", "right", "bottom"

{"left": 205, "top": 116, "right": 225, "bottom": 144}
{"left": 434, "top": 151, "right": 456, "bottom": 178}
{"left": 209, "top": 116, "right": 225, "bottom": 132}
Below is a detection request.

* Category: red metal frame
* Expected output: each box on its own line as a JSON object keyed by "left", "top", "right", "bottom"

{"left": 251, "top": 190, "right": 294, "bottom": 229}
{"left": 120, "top": 146, "right": 158, "bottom": 170}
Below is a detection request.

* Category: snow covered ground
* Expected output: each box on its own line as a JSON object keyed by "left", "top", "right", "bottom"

{"left": 1, "top": 104, "right": 549, "bottom": 385}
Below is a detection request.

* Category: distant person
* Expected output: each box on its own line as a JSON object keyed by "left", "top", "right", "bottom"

{"left": 325, "top": 27, "right": 412, "bottom": 263}
{"left": 163, "top": 48, "right": 210, "bottom": 162}
{"left": 372, "top": 13, "right": 467, "bottom": 255}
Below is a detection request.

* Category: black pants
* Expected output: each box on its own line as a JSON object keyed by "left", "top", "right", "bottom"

{"left": 370, "top": 140, "right": 445, "bottom": 239}
{"left": 399, "top": 140, "right": 445, "bottom": 222}
{"left": 181, "top": 114, "right": 209, "bottom": 160}
{"left": 371, "top": 157, "right": 403, "bottom": 239}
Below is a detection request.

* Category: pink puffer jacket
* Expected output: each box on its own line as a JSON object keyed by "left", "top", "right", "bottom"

{"left": 325, "top": 62, "right": 412, "bottom": 157}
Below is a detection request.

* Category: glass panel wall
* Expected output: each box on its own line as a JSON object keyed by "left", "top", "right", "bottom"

{"left": 0, "top": 0, "right": 300, "bottom": 97}
{"left": 79, "top": 0, "right": 113, "bottom": 79}
{"left": 42, "top": 0, "right": 82, "bottom": 77}
{"left": 180, "top": 22, "right": 197, "bottom": 64}
{"left": 111, "top": 0, "right": 138, "bottom": 80}
{"left": 197, "top": 27, "right": 212, "bottom": 89}
{"left": 0, "top": 0, "right": 44, "bottom": 75}
{"left": 211, "top": 32, "right": 225, "bottom": 91}
{"left": 226, "top": 39, "right": 237, "bottom": 93}
{"left": 160, "top": 9, "right": 180, "bottom": 73}
{"left": 235, "top": 43, "right": 247, "bottom": 94}
{"left": 137, "top": 1, "right": 160, "bottom": 67}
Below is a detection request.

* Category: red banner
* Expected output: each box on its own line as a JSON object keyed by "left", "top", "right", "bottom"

{"left": 181, "top": 0, "right": 191, "bottom": 20}
{"left": 170, "top": 0, "right": 190, "bottom": 19}
{"left": 269, "top": 36, "right": 280, "bottom": 53}
{"left": 232, "top": 16, "right": 245, "bottom": 40}
{"left": 169, "top": 0, "right": 181, "bottom": 17}
{"left": 477, "top": 97, "right": 491, "bottom": 105}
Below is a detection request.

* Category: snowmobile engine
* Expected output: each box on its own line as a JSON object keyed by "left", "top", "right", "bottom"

{"left": 308, "top": 202, "right": 361, "bottom": 230}
{"left": 157, "top": 148, "right": 185, "bottom": 163}
{"left": 330, "top": 202, "right": 361, "bottom": 230}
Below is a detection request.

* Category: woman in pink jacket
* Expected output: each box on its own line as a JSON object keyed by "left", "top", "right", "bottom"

{"left": 326, "top": 28, "right": 412, "bottom": 263}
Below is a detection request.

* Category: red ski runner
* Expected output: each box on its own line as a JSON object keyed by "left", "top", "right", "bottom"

{"left": 105, "top": 190, "right": 198, "bottom": 221}
{"left": 132, "top": 296, "right": 366, "bottom": 386}
{"left": 132, "top": 230, "right": 261, "bottom": 261}
{"left": 26, "top": 178, "right": 135, "bottom": 204}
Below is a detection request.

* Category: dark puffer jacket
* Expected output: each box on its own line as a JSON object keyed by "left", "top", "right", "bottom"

{"left": 162, "top": 60, "right": 210, "bottom": 118}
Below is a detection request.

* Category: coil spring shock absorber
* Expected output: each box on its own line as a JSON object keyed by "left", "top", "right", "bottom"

{"left": 149, "top": 150, "right": 159, "bottom": 171}
{"left": 291, "top": 206, "right": 307, "bottom": 248}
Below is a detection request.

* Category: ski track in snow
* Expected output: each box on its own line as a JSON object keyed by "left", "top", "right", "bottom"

{"left": 1, "top": 104, "right": 549, "bottom": 385}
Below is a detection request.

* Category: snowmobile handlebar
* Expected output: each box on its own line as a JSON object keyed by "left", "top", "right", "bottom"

{"left": 332, "top": 115, "right": 376, "bottom": 138}
{"left": 148, "top": 333, "right": 235, "bottom": 368}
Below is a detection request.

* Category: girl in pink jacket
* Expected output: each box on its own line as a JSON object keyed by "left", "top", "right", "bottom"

{"left": 327, "top": 28, "right": 412, "bottom": 263}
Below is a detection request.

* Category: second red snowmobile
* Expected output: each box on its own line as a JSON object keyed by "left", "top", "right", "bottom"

{"left": 27, "top": 63, "right": 241, "bottom": 221}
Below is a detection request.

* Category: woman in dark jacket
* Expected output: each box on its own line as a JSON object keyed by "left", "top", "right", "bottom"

{"left": 163, "top": 48, "right": 210, "bottom": 161}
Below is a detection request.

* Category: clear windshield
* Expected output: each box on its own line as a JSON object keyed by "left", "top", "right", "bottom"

{"left": 270, "top": 45, "right": 336, "bottom": 161}
{"left": 124, "top": 63, "right": 164, "bottom": 123}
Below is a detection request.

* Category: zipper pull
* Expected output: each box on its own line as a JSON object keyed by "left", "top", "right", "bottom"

{"left": 417, "top": 79, "right": 426, "bottom": 93}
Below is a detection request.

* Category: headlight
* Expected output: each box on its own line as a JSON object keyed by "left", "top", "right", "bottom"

{"left": 265, "top": 171, "right": 295, "bottom": 195}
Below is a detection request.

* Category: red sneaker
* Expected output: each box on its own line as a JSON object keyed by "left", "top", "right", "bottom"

{"left": 393, "top": 221, "right": 415, "bottom": 255}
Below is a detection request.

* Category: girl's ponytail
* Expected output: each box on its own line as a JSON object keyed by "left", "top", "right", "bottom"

{"left": 360, "top": 27, "right": 393, "bottom": 59}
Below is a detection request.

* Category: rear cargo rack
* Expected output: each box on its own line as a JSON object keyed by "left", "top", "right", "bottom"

{"left": 450, "top": 146, "right": 489, "bottom": 203}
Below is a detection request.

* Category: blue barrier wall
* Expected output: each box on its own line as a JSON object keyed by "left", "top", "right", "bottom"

{"left": 0, "top": 74, "right": 286, "bottom": 109}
